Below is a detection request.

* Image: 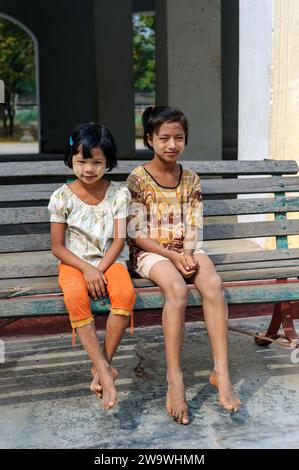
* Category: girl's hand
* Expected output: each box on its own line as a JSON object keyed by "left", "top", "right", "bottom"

{"left": 82, "top": 265, "right": 107, "bottom": 299}
{"left": 184, "top": 254, "right": 198, "bottom": 272}
{"left": 169, "top": 251, "right": 197, "bottom": 278}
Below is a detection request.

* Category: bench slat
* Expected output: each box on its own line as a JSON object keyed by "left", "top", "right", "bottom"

{"left": 0, "top": 276, "right": 164, "bottom": 298}
{"left": 0, "top": 160, "right": 298, "bottom": 179}
{"left": 1, "top": 220, "right": 298, "bottom": 252}
{"left": 0, "top": 251, "right": 57, "bottom": 279}
{"left": 202, "top": 177, "right": 299, "bottom": 195}
{"left": 0, "top": 265, "right": 298, "bottom": 285}
{"left": 210, "top": 248, "right": 299, "bottom": 264}
{"left": 205, "top": 220, "right": 299, "bottom": 240}
{"left": 1, "top": 177, "right": 298, "bottom": 204}
{"left": 1, "top": 248, "right": 299, "bottom": 279}
{"left": 220, "top": 267, "right": 299, "bottom": 281}
{"left": 1, "top": 281, "right": 299, "bottom": 319}
{"left": 0, "top": 207, "right": 50, "bottom": 225}
{"left": 1, "top": 270, "right": 299, "bottom": 300}
{"left": 1, "top": 178, "right": 299, "bottom": 205}
{"left": 204, "top": 197, "right": 299, "bottom": 216}
{"left": 1, "top": 197, "right": 299, "bottom": 225}
{"left": 0, "top": 234, "right": 51, "bottom": 253}
{"left": 216, "top": 259, "right": 299, "bottom": 272}
{"left": 0, "top": 183, "right": 61, "bottom": 202}
{"left": 0, "top": 277, "right": 60, "bottom": 298}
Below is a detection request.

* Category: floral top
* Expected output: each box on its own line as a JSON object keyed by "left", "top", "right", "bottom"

{"left": 48, "top": 181, "right": 130, "bottom": 267}
{"left": 126, "top": 164, "right": 203, "bottom": 270}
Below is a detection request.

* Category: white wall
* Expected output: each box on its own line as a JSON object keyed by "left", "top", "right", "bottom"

{"left": 238, "top": 0, "right": 274, "bottom": 161}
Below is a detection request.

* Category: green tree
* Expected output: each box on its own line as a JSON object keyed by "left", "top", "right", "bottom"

{"left": 133, "top": 13, "right": 155, "bottom": 93}
{"left": 0, "top": 18, "right": 35, "bottom": 137}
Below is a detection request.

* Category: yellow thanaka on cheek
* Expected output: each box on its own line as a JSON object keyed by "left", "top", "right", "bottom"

{"left": 73, "top": 164, "right": 105, "bottom": 180}
{"left": 72, "top": 156, "right": 107, "bottom": 183}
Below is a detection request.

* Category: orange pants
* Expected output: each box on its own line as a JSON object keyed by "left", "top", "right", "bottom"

{"left": 58, "top": 262, "right": 136, "bottom": 344}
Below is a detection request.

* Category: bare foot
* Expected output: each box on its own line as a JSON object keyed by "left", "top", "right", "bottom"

{"left": 100, "top": 367, "right": 118, "bottom": 409}
{"left": 90, "top": 367, "right": 102, "bottom": 397}
{"left": 90, "top": 365, "right": 118, "bottom": 398}
{"left": 209, "top": 370, "right": 241, "bottom": 412}
{"left": 166, "top": 373, "right": 189, "bottom": 425}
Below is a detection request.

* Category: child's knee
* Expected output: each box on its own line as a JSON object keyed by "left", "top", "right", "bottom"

{"left": 63, "top": 288, "right": 90, "bottom": 311}
{"left": 109, "top": 283, "right": 136, "bottom": 311}
{"left": 61, "top": 282, "right": 93, "bottom": 325}
{"left": 106, "top": 263, "right": 136, "bottom": 310}
{"left": 123, "top": 283, "right": 136, "bottom": 305}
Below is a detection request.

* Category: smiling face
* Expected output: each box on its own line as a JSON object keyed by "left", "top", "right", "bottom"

{"left": 72, "top": 146, "right": 107, "bottom": 184}
{"left": 147, "top": 121, "right": 186, "bottom": 164}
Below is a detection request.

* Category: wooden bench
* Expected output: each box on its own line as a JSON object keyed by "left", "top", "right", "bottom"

{"left": 1, "top": 159, "right": 299, "bottom": 347}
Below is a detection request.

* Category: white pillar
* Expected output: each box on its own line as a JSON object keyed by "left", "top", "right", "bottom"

{"left": 239, "top": 0, "right": 299, "bottom": 166}
{"left": 238, "top": 0, "right": 299, "bottom": 250}
{"left": 238, "top": 0, "right": 274, "bottom": 161}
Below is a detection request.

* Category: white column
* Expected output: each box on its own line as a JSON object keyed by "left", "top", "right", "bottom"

{"left": 238, "top": 0, "right": 274, "bottom": 250}
{"left": 238, "top": 0, "right": 299, "bottom": 250}
{"left": 238, "top": 0, "right": 274, "bottom": 161}
{"left": 239, "top": 0, "right": 299, "bottom": 166}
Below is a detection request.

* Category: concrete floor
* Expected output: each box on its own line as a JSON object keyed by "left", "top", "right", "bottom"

{"left": 0, "top": 317, "right": 299, "bottom": 449}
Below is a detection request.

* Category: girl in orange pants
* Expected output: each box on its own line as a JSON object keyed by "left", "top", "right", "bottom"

{"left": 48, "top": 122, "right": 136, "bottom": 410}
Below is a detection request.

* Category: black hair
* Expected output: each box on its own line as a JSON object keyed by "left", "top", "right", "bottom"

{"left": 64, "top": 122, "right": 117, "bottom": 171}
{"left": 142, "top": 106, "right": 189, "bottom": 151}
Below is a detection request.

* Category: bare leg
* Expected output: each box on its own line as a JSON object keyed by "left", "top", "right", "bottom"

{"left": 91, "top": 314, "right": 130, "bottom": 391}
{"left": 149, "top": 260, "right": 189, "bottom": 425}
{"left": 104, "top": 314, "right": 130, "bottom": 363}
{"left": 76, "top": 322, "right": 117, "bottom": 409}
{"left": 192, "top": 253, "right": 241, "bottom": 412}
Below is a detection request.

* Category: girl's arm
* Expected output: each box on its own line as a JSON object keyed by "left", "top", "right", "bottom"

{"left": 51, "top": 222, "right": 107, "bottom": 299}
{"left": 51, "top": 222, "right": 90, "bottom": 271}
{"left": 97, "top": 218, "right": 126, "bottom": 273}
{"left": 134, "top": 233, "right": 174, "bottom": 259}
{"left": 183, "top": 226, "right": 199, "bottom": 273}
{"left": 183, "top": 172, "right": 203, "bottom": 270}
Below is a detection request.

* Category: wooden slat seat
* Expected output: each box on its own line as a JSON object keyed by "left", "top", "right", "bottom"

{"left": 0, "top": 159, "right": 299, "bottom": 346}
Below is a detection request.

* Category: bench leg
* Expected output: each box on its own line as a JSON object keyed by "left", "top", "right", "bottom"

{"left": 255, "top": 301, "right": 299, "bottom": 348}
{"left": 0, "top": 318, "right": 19, "bottom": 328}
{"left": 281, "top": 302, "right": 299, "bottom": 347}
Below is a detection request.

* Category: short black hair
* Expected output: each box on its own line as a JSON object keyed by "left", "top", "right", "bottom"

{"left": 64, "top": 122, "right": 117, "bottom": 171}
{"left": 142, "top": 106, "right": 189, "bottom": 151}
